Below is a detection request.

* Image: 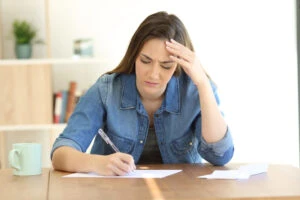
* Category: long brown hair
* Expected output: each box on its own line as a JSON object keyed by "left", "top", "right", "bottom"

{"left": 106, "top": 11, "right": 194, "bottom": 76}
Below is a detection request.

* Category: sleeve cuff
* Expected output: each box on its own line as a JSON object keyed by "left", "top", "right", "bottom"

{"left": 50, "top": 138, "right": 83, "bottom": 160}
{"left": 200, "top": 127, "right": 233, "bottom": 157}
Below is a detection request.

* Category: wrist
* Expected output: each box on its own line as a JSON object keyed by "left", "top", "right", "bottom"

{"left": 87, "top": 154, "right": 100, "bottom": 172}
{"left": 194, "top": 74, "right": 210, "bottom": 89}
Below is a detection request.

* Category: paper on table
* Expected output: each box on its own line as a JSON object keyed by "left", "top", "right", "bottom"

{"left": 238, "top": 163, "right": 268, "bottom": 176}
{"left": 198, "top": 163, "right": 268, "bottom": 180}
{"left": 63, "top": 169, "right": 182, "bottom": 178}
{"left": 199, "top": 169, "right": 250, "bottom": 179}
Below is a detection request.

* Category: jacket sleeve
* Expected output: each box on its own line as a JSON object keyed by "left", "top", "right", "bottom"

{"left": 197, "top": 81, "right": 234, "bottom": 166}
{"left": 198, "top": 127, "right": 234, "bottom": 166}
{"left": 50, "top": 77, "right": 106, "bottom": 159}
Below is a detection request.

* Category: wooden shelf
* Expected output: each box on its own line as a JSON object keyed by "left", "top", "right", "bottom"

{"left": 0, "top": 124, "right": 66, "bottom": 132}
{"left": 0, "top": 58, "right": 108, "bottom": 66}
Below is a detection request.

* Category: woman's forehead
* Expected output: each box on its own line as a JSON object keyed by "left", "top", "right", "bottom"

{"left": 139, "top": 39, "right": 171, "bottom": 61}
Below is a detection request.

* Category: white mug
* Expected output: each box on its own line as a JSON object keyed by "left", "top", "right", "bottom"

{"left": 9, "top": 143, "right": 42, "bottom": 176}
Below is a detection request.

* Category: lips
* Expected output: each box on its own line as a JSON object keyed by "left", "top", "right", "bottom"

{"left": 145, "top": 81, "right": 158, "bottom": 86}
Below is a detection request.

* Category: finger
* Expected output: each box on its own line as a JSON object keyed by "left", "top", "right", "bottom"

{"left": 114, "top": 153, "right": 136, "bottom": 174}
{"left": 166, "top": 41, "right": 193, "bottom": 62}
{"left": 166, "top": 46, "right": 188, "bottom": 62}
{"left": 108, "top": 163, "right": 128, "bottom": 176}
{"left": 170, "top": 38, "right": 182, "bottom": 46}
{"left": 109, "top": 160, "right": 131, "bottom": 176}
{"left": 170, "top": 55, "right": 190, "bottom": 68}
{"left": 116, "top": 152, "right": 135, "bottom": 165}
{"left": 120, "top": 161, "right": 134, "bottom": 174}
{"left": 166, "top": 40, "right": 180, "bottom": 50}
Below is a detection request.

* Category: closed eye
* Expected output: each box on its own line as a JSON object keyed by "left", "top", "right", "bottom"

{"left": 140, "top": 54, "right": 174, "bottom": 69}
{"left": 141, "top": 59, "right": 150, "bottom": 64}
{"left": 161, "top": 65, "right": 172, "bottom": 70}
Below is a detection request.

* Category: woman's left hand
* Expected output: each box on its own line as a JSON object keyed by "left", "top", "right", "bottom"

{"left": 166, "top": 39, "right": 207, "bottom": 86}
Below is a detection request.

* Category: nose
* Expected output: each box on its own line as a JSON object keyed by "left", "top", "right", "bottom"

{"left": 149, "top": 63, "right": 160, "bottom": 79}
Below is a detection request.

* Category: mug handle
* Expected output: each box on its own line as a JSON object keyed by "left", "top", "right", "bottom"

{"left": 9, "top": 149, "right": 21, "bottom": 170}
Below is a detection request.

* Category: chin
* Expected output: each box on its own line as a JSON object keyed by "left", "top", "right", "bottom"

{"left": 145, "top": 89, "right": 164, "bottom": 98}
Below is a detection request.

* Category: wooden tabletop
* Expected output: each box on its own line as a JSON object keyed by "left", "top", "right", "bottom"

{"left": 48, "top": 164, "right": 300, "bottom": 200}
{"left": 0, "top": 168, "right": 49, "bottom": 200}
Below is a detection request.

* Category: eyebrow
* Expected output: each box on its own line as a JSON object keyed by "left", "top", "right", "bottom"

{"left": 140, "top": 53, "right": 174, "bottom": 64}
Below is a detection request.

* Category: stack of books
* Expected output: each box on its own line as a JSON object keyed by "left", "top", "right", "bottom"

{"left": 53, "top": 81, "right": 82, "bottom": 124}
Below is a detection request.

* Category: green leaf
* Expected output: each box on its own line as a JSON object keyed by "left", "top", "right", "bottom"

{"left": 12, "top": 20, "right": 37, "bottom": 44}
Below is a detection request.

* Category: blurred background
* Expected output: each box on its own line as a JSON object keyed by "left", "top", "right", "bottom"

{"left": 0, "top": 0, "right": 298, "bottom": 167}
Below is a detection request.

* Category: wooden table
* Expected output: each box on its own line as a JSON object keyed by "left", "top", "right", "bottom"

{"left": 0, "top": 168, "right": 49, "bottom": 200}
{"left": 48, "top": 164, "right": 300, "bottom": 200}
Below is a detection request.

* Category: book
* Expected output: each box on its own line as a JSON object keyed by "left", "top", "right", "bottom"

{"left": 53, "top": 91, "right": 62, "bottom": 123}
{"left": 65, "top": 81, "right": 77, "bottom": 122}
{"left": 60, "top": 90, "right": 68, "bottom": 123}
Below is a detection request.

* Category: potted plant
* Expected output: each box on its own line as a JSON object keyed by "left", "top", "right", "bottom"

{"left": 12, "top": 20, "right": 37, "bottom": 59}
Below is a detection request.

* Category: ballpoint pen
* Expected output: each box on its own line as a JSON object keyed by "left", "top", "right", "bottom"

{"left": 98, "top": 128, "right": 136, "bottom": 174}
{"left": 98, "top": 128, "right": 120, "bottom": 152}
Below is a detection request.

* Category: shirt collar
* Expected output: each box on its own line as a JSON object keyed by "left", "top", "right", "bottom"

{"left": 120, "top": 74, "right": 180, "bottom": 113}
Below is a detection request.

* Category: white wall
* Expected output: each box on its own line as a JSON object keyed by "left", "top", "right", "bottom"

{"left": 0, "top": 0, "right": 46, "bottom": 59}
{"left": 1, "top": 0, "right": 299, "bottom": 167}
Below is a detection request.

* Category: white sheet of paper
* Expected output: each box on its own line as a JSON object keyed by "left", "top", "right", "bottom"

{"left": 63, "top": 169, "right": 182, "bottom": 178}
{"left": 238, "top": 163, "right": 268, "bottom": 176}
{"left": 198, "top": 164, "right": 268, "bottom": 180}
{"left": 199, "top": 169, "right": 250, "bottom": 179}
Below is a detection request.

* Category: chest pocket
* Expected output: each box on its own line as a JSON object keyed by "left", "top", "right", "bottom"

{"left": 103, "top": 132, "right": 135, "bottom": 155}
{"left": 170, "top": 132, "right": 199, "bottom": 163}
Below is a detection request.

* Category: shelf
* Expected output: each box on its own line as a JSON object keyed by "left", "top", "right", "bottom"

{"left": 0, "top": 124, "right": 67, "bottom": 132}
{"left": 0, "top": 58, "right": 109, "bottom": 66}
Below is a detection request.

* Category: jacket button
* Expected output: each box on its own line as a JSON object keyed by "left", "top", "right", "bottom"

{"left": 140, "top": 140, "right": 143, "bottom": 144}
{"left": 189, "top": 142, "right": 193, "bottom": 146}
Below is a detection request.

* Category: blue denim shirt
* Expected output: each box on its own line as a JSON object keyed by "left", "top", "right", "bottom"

{"left": 51, "top": 73, "right": 234, "bottom": 165}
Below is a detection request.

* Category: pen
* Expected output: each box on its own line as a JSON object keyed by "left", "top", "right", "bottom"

{"left": 98, "top": 128, "right": 120, "bottom": 152}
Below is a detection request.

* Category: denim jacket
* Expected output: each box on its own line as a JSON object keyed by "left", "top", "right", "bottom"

{"left": 51, "top": 73, "right": 234, "bottom": 165}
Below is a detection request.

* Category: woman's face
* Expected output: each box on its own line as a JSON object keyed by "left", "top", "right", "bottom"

{"left": 135, "top": 38, "right": 177, "bottom": 101}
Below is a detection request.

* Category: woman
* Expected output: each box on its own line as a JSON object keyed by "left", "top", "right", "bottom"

{"left": 51, "top": 11, "right": 234, "bottom": 176}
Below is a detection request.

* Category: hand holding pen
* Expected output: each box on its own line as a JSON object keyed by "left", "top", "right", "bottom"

{"left": 97, "top": 128, "right": 136, "bottom": 175}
